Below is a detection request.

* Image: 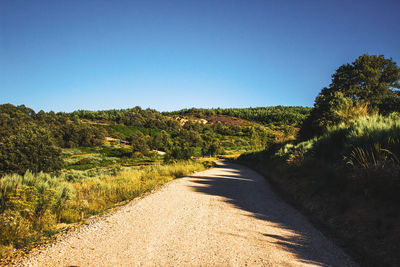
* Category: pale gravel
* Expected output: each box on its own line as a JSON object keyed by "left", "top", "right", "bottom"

{"left": 20, "top": 161, "right": 357, "bottom": 267}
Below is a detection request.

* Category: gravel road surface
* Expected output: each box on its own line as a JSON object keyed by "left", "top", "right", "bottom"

{"left": 21, "top": 161, "right": 356, "bottom": 266}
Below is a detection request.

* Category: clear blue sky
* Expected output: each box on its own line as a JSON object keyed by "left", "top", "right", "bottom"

{"left": 1, "top": 0, "right": 399, "bottom": 112}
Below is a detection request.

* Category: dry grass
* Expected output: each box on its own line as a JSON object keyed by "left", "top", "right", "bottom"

{"left": 0, "top": 161, "right": 206, "bottom": 258}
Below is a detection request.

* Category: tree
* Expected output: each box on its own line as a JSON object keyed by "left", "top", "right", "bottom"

{"left": 300, "top": 54, "right": 400, "bottom": 138}
{"left": 202, "top": 138, "right": 224, "bottom": 156}
{"left": 0, "top": 125, "right": 62, "bottom": 175}
{"left": 153, "top": 130, "right": 172, "bottom": 151}
{"left": 180, "top": 129, "right": 203, "bottom": 147}
{"left": 131, "top": 131, "right": 149, "bottom": 153}
{"left": 165, "top": 142, "right": 194, "bottom": 162}
{"left": 249, "top": 128, "right": 261, "bottom": 150}
{"left": 250, "top": 126, "right": 274, "bottom": 150}
{"left": 55, "top": 123, "right": 106, "bottom": 148}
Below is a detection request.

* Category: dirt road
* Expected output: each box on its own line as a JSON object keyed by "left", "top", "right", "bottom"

{"left": 21, "top": 161, "right": 356, "bottom": 266}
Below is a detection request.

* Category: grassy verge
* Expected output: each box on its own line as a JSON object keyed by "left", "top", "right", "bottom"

{"left": 0, "top": 161, "right": 207, "bottom": 259}
{"left": 237, "top": 113, "right": 400, "bottom": 266}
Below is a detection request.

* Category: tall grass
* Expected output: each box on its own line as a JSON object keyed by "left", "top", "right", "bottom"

{"left": 237, "top": 113, "right": 400, "bottom": 266}
{"left": 0, "top": 172, "right": 74, "bottom": 251}
{"left": 65, "top": 161, "right": 205, "bottom": 220}
{"left": 0, "top": 171, "right": 74, "bottom": 217}
{"left": 275, "top": 113, "right": 400, "bottom": 167}
{"left": 242, "top": 112, "right": 400, "bottom": 200}
{"left": 314, "top": 113, "right": 400, "bottom": 165}
{"left": 0, "top": 161, "right": 206, "bottom": 257}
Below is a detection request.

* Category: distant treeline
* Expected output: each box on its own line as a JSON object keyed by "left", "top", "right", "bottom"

{"left": 69, "top": 106, "right": 281, "bottom": 159}
{"left": 0, "top": 104, "right": 109, "bottom": 175}
{"left": 164, "top": 106, "right": 312, "bottom": 126}
{"left": 0, "top": 104, "right": 107, "bottom": 149}
{"left": 0, "top": 104, "right": 277, "bottom": 176}
{"left": 71, "top": 107, "right": 180, "bottom": 130}
{"left": 70, "top": 107, "right": 275, "bottom": 161}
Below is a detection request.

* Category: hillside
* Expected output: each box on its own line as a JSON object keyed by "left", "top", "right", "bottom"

{"left": 164, "top": 106, "right": 312, "bottom": 126}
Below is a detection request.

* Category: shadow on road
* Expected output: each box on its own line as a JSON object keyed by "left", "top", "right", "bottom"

{"left": 188, "top": 161, "right": 354, "bottom": 266}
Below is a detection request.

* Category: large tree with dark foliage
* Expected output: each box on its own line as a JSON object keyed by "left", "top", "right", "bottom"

{"left": 131, "top": 131, "right": 149, "bottom": 153}
{"left": 201, "top": 137, "right": 223, "bottom": 156}
{"left": 0, "top": 104, "right": 110, "bottom": 175}
{"left": 300, "top": 54, "right": 400, "bottom": 139}
{"left": 0, "top": 125, "right": 62, "bottom": 175}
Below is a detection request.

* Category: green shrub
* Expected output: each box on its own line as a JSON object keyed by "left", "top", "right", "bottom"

{"left": 238, "top": 113, "right": 400, "bottom": 266}
{"left": 300, "top": 55, "right": 400, "bottom": 139}
{"left": 0, "top": 171, "right": 74, "bottom": 222}
{"left": 0, "top": 209, "right": 33, "bottom": 248}
{"left": 0, "top": 125, "right": 62, "bottom": 175}
{"left": 286, "top": 113, "right": 400, "bottom": 166}
{"left": 248, "top": 113, "right": 400, "bottom": 201}
{"left": 59, "top": 207, "right": 81, "bottom": 223}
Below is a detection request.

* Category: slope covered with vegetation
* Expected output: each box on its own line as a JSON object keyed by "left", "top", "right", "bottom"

{"left": 0, "top": 104, "right": 225, "bottom": 258}
{"left": 238, "top": 54, "right": 400, "bottom": 266}
{"left": 164, "top": 106, "right": 311, "bottom": 127}
{"left": 1, "top": 102, "right": 301, "bottom": 258}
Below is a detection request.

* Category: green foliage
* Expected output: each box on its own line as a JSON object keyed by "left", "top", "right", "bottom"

{"left": 153, "top": 130, "right": 173, "bottom": 151}
{"left": 0, "top": 171, "right": 74, "bottom": 214}
{"left": 71, "top": 106, "right": 180, "bottom": 130}
{"left": 249, "top": 126, "right": 274, "bottom": 150}
{"left": 131, "top": 131, "right": 149, "bottom": 153}
{"left": 55, "top": 123, "right": 106, "bottom": 148}
{"left": 278, "top": 113, "right": 400, "bottom": 168}
{"left": 312, "top": 113, "right": 400, "bottom": 164}
{"left": 0, "top": 125, "right": 63, "bottom": 175}
{"left": 0, "top": 103, "right": 289, "bottom": 176}
{"left": 0, "top": 104, "right": 110, "bottom": 175}
{"left": 165, "top": 143, "right": 195, "bottom": 161}
{"left": 0, "top": 104, "right": 38, "bottom": 139}
{"left": 103, "top": 147, "right": 132, "bottom": 158}
{"left": 0, "top": 209, "right": 33, "bottom": 248}
{"left": 345, "top": 144, "right": 399, "bottom": 170}
{"left": 61, "top": 146, "right": 162, "bottom": 171}
{"left": 109, "top": 125, "right": 161, "bottom": 139}
{"left": 303, "top": 92, "right": 372, "bottom": 138}
{"left": 179, "top": 129, "right": 203, "bottom": 147}
{"left": 301, "top": 54, "right": 400, "bottom": 138}
{"left": 238, "top": 113, "right": 400, "bottom": 266}
{"left": 0, "top": 104, "right": 106, "bottom": 149}
{"left": 0, "top": 172, "right": 74, "bottom": 248}
{"left": 249, "top": 113, "right": 400, "bottom": 197}
{"left": 165, "top": 106, "right": 311, "bottom": 126}
{"left": 202, "top": 138, "right": 224, "bottom": 156}
{"left": 60, "top": 166, "right": 122, "bottom": 182}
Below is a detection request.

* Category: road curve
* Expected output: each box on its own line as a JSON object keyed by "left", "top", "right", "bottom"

{"left": 21, "top": 161, "right": 356, "bottom": 267}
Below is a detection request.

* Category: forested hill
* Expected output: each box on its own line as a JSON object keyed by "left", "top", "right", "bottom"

{"left": 163, "top": 106, "right": 311, "bottom": 127}
{"left": 1, "top": 103, "right": 293, "bottom": 176}
{"left": 71, "top": 107, "right": 179, "bottom": 130}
